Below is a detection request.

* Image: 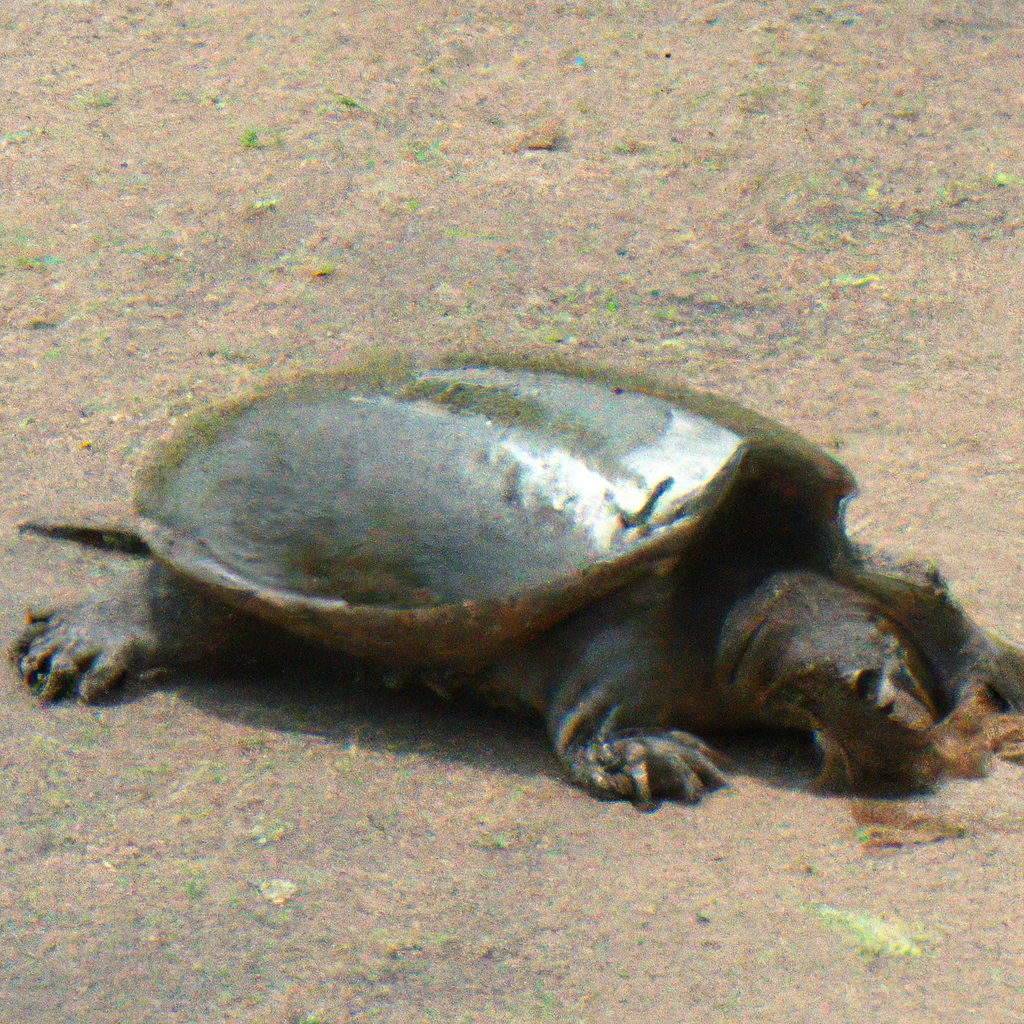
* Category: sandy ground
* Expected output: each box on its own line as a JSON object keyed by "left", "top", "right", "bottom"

{"left": 2, "top": 1, "right": 1024, "bottom": 1021}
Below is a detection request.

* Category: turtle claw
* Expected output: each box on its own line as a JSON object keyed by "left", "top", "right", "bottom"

{"left": 9, "top": 603, "right": 145, "bottom": 703}
{"left": 568, "top": 728, "right": 729, "bottom": 809}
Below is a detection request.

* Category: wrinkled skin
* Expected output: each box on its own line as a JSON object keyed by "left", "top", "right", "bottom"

{"left": 13, "top": 555, "right": 1021, "bottom": 808}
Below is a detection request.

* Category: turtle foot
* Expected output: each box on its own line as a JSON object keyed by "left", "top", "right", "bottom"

{"left": 10, "top": 601, "right": 153, "bottom": 702}
{"left": 566, "top": 728, "right": 729, "bottom": 809}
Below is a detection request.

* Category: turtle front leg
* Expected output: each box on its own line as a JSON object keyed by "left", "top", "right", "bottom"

{"left": 526, "top": 576, "right": 730, "bottom": 809}
{"left": 555, "top": 703, "right": 729, "bottom": 809}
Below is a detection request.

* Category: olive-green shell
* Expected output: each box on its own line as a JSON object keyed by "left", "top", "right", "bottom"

{"left": 134, "top": 366, "right": 853, "bottom": 668}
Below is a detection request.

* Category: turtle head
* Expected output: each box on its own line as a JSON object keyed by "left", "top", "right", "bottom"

{"left": 801, "top": 628, "right": 946, "bottom": 795}
{"left": 721, "top": 571, "right": 952, "bottom": 794}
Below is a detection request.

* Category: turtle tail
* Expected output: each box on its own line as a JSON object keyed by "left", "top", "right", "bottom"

{"left": 18, "top": 520, "right": 152, "bottom": 557}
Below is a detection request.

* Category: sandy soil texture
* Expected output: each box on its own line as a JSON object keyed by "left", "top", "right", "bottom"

{"left": 2, "top": 1, "right": 1024, "bottom": 1021}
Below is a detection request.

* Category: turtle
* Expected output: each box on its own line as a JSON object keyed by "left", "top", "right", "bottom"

{"left": 10, "top": 363, "right": 1024, "bottom": 807}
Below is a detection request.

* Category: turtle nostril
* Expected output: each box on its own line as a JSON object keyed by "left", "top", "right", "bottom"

{"left": 852, "top": 667, "right": 879, "bottom": 703}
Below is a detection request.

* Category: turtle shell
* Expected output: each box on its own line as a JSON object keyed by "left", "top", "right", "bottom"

{"left": 134, "top": 365, "right": 854, "bottom": 668}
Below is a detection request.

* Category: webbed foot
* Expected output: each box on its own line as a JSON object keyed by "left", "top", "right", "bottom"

{"left": 10, "top": 602, "right": 152, "bottom": 702}
{"left": 565, "top": 728, "right": 729, "bottom": 809}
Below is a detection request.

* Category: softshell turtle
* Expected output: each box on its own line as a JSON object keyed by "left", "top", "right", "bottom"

{"left": 11, "top": 364, "right": 1024, "bottom": 806}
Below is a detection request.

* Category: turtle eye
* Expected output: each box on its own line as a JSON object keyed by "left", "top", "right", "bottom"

{"left": 850, "top": 667, "right": 880, "bottom": 703}
{"left": 846, "top": 658, "right": 937, "bottom": 731}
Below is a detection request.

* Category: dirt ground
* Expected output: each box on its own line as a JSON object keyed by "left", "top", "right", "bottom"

{"left": 2, "top": 1, "right": 1024, "bottom": 1021}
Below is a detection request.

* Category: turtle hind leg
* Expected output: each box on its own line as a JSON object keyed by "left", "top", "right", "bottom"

{"left": 11, "top": 577, "right": 160, "bottom": 702}
{"left": 11, "top": 562, "right": 287, "bottom": 703}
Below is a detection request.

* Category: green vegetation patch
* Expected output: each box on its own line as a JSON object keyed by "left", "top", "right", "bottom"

{"left": 76, "top": 91, "right": 117, "bottom": 109}
{"left": 240, "top": 127, "right": 265, "bottom": 149}
{"left": 814, "top": 904, "right": 928, "bottom": 957}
